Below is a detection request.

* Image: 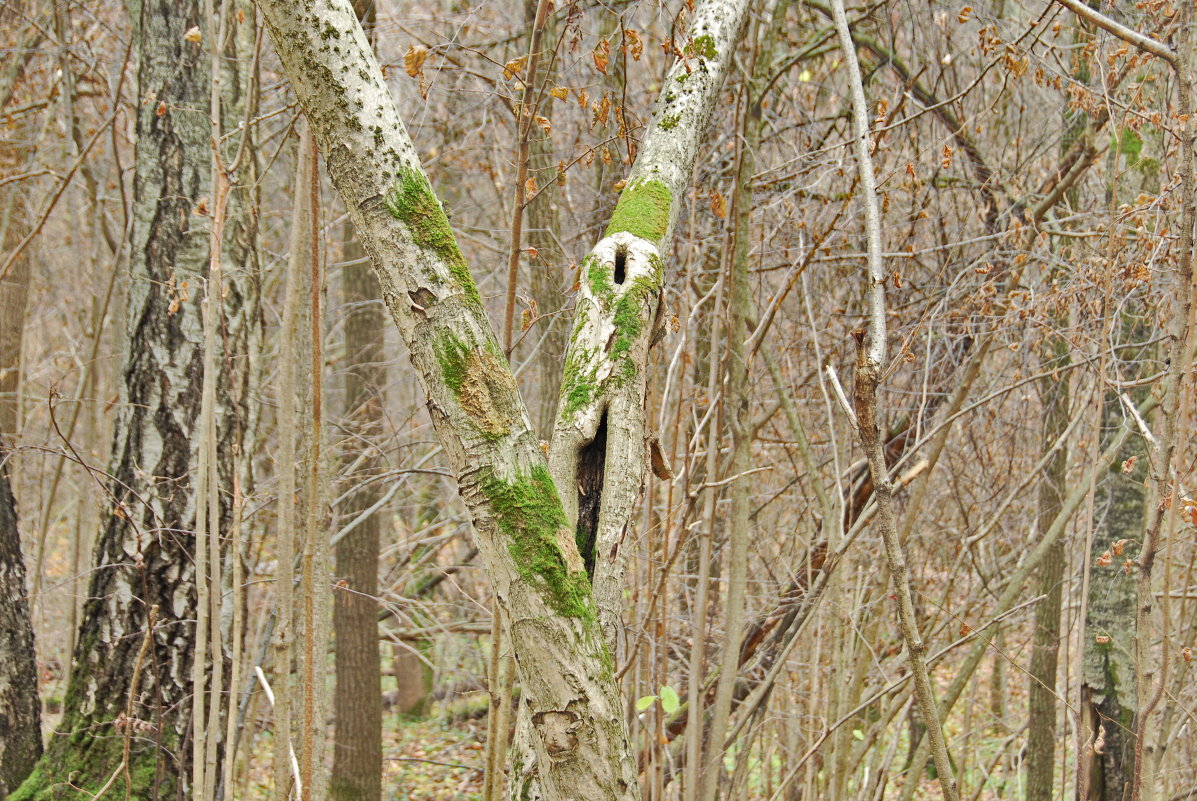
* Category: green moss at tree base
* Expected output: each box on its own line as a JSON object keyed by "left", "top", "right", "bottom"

{"left": 384, "top": 167, "right": 483, "bottom": 308}
{"left": 605, "top": 179, "right": 672, "bottom": 245}
{"left": 478, "top": 465, "right": 595, "bottom": 623}
{"left": 11, "top": 725, "right": 174, "bottom": 801}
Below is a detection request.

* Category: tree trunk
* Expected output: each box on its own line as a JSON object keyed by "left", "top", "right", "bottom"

{"left": 1077, "top": 397, "right": 1149, "bottom": 800}
{"left": 331, "top": 3, "right": 384, "bottom": 799}
{"left": 0, "top": 461, "right": 40, "bottom": 797}
{"left": 0, "top": 11, "right": 41, "bottom": 793}
{"left": 1024, "top": 366, "right": 1069, "bottom": 801}
{"left": 12, "top": 0, "right": 258, "bottom": 794}
{"left": 522, "top": 0, "right": 567, "bottom": 439}
{"left": 331, "top": 226, "right": 385, "bottom": 801}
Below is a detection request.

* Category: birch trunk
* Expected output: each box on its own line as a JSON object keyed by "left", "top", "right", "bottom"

{"left": 13, "top": 0, "right": 259, "bottom": 794}
{"left": 0, "top": 7, "right": 41, "bottom": 792}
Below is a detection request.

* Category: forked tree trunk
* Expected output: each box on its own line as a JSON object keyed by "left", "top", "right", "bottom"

{"left": 257, "top": 0, "right": 748, "bottom": 796}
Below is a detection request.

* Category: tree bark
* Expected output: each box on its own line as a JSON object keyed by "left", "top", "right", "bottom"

{"left": 330, "top": 3, "right": 384, "bottom": 799}
{"left": 0, "top": 7, "right": 42, "bottom": 793}
{"left": 0, "top": 461, "right": 40, "bottom": 797}
{"left": 12, "top": 0, "right": 258, "bottom": 794}
{"left": 1024, "top": 366, "right": 1069, "bottom": 801}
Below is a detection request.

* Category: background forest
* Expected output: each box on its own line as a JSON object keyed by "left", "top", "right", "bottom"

{"left": 0, "top": 0, "right": 1194, "bottom": 799}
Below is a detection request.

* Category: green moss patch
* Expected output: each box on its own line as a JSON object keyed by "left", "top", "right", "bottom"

{"left": 12, "top": 722, "right": 173, "bottom": 801}
{"left": 560, "top": 344, "right": 599, "bottom": 420}
{"left": 435, "top": 332, "right": 517, "bottom": 439}
{"left": 478, "top": 465, "right": 595, "bottom": 622}
{"left": 586, "top": 256, "right": 614, "bottom": 301}
{"left": 384, "top": 167, "right": 482, "bottom": 308}
{"left": 609, "top": 277, "right": 658, "bottom": 380}
{"left": 688, "top": 34, "right": 717, "bottom": 60}
{"left": 605, "top": 178, "right": 672, "bottom": 245}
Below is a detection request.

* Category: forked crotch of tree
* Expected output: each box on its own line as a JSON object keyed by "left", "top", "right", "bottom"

{"left": 256, "top": 0, "right": 750, "bottom": 797}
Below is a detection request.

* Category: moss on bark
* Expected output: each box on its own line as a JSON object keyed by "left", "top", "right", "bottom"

{"left": 604, "top": 179, "right": 672, "bottom": 245}
{"left": 688, "top": 33, "right": 717, "bottom": 60}
{"left": 384, "top": 168, "right": 482, "bottom": 308}
{"left": 435, "top": 331, "right": 517, "bottom": 439}
{"left": 478, "top": 465, "right": 595, "bottom": 622}
{"left": 11, "top": 720, "right": 175, "bottom": 801}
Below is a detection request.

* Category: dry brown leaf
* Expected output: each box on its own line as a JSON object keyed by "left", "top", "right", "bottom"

{"left": 592, "top": 39, "right": 610, "bottom": 74}
{"left": 708, "top": 188, "right": 727, "bottom": 219}
{"left": 504, "top": 56, "right": 527, "bottom": 80}
{"left": 623, "top": 29, "right": 644, "bottom": 60}
{"left": 404, "top": 46, "right": 428, "bottom": 78}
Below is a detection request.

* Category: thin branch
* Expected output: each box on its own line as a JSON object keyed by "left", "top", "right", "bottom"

{"left": 1054, "top": 0, "right": 1177, "bottom": 64}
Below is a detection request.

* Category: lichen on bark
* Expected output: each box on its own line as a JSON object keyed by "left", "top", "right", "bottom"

{"left": 384, "top": 167, "right": 482, "bottom": 308}
{"left": 478, "top": 465, "right": 595, "bottom": 622}
{"left": 604, "top": 179, "right": 672, "bottom": 244}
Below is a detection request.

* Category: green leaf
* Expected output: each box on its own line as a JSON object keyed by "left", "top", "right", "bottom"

{"left": 659, "top": 685, "right": 680, "bottom": 715}
{"left": 852, "top": 729, "right": 865, "bottom": 741}
{"left": 635, "top": 695, "right": 657, "bottom": 712}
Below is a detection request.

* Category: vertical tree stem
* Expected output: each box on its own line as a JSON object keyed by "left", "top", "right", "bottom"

{"left": 829, "top": 0, "right": 959, "bottom": 799}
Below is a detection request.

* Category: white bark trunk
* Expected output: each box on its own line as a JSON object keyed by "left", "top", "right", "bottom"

{"left": 548, "top": 0, "right": 752, "bottom": 648}
{"left": 257, "top": 4, "right": 635, "bottom": 798}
